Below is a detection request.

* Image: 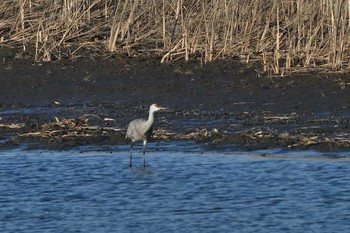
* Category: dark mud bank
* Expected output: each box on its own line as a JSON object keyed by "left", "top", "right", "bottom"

{"left": 0, "top": 55, "right": 350, "bottom": 151}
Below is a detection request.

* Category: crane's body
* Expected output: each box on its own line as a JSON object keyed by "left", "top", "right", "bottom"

{"left": 126, "top": 104, "right": 165, "bottom": 167}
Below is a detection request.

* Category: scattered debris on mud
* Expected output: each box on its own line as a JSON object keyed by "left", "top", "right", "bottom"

{"left": 1, "top": 112, "right": 350, "bottom": 152}
{"left": 1, "top": 117, "right": 125, "bottom": 150}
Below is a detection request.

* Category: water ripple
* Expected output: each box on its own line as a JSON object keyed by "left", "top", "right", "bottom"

{"left": 0, "top": 147, "right": 350, "bottom": 232}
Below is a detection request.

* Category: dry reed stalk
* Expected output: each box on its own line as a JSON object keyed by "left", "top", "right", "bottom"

{"left": 162, "top": 0, "right": 166, "bottom": 48}
{"left": 179, "top": 0, "right": 189, "bottom": 61}
{"left": 160, "top": 38, "right": 183, "bottom": 63}
{"left": 274, "top": 4, "right": 280, "bottom": 74}
{"left": 18, "top": 0, "right": 26, "bottom": 51}
{"left": 108, "top": 0, "right": 138, "bottom": 52}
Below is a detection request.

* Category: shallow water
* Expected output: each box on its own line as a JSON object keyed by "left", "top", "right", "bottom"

{"left": 0, "top": 142, "right": 350, "bottom": 233}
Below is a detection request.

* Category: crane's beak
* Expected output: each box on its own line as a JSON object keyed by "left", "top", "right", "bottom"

{"left": 154, "top": 103, "right": 167, "bottom": 111}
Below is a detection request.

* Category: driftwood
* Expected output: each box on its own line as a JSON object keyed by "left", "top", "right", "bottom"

{"left": 0, "top": 123, "right": 25, "bottom": 129}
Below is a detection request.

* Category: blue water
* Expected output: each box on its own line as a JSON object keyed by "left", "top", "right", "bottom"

{"left": 0, "top": 143, "right": 350, "bottom": 233}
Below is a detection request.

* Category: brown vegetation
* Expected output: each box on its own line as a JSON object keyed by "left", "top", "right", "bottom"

{"left": 1, "top": 0, "right": 350, "bottom": 73}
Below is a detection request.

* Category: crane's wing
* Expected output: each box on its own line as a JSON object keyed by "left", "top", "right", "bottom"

{"left": 126, "top": 118, "right": 153, "bottom": 142}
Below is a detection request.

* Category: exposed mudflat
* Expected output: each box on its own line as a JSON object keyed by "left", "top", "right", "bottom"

{"left": 0, "top": 49, "right": 350, "bottom": 151}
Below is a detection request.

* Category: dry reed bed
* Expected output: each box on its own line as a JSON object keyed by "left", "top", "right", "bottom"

{"left": 1, "top": 0, "right": 350, "bottom": 73}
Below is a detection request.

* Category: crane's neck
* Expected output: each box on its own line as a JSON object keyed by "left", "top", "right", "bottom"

{"left": 146, "top": 109, "right": 155, "bottom": 126}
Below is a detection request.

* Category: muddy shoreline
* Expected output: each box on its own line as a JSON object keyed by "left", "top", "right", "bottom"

{"left": 1, "top": 52, "right": 350, "bottom": 151}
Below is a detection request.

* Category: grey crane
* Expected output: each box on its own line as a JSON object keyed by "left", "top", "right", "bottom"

{"left": 126, "top": 103, "right": 166, "bottom": 168}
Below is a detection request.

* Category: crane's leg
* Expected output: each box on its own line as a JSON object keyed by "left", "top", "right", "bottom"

{"left": 142, "top": 140, "right": 146, "bottom": 168}
{"left": 129, "top": 143, "right": 133, "bottom": 167}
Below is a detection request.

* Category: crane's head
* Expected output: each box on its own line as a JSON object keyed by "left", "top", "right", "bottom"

{"left": 150, "top": 103, "right": 166, "bottom": 112}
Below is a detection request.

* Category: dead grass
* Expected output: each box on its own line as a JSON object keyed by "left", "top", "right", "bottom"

{"left": 1, "top": 0, "right": 350, "bottom": 73}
